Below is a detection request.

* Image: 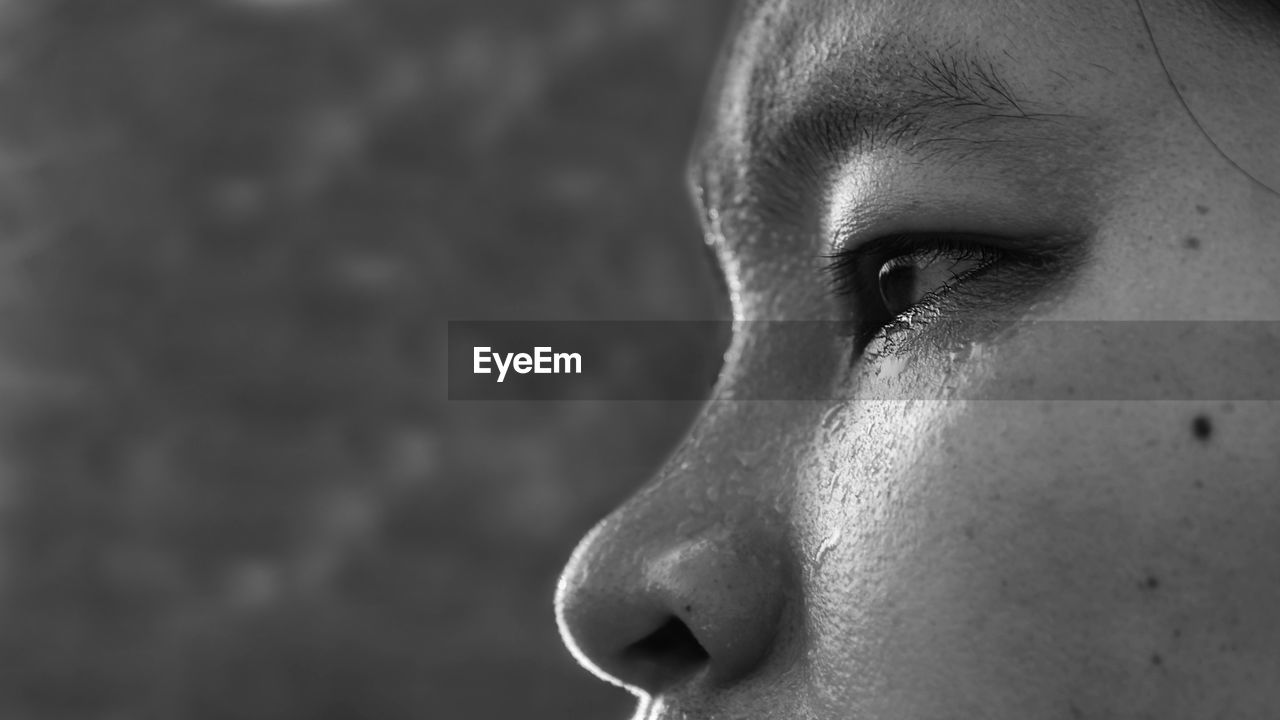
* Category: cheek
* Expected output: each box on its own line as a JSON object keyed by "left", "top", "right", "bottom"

{"left": 796, "top": 387, "right": 1280, "bottom": 716}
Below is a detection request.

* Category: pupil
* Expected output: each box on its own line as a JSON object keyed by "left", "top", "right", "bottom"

{"left": 879, "top": 264, "right": 920, "bottom": 317}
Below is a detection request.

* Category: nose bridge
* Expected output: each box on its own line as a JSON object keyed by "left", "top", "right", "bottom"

{"left": 555, "top": 401, "right": 798, "bottom": 695}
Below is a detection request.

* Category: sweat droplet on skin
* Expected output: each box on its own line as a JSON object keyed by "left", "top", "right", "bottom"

{"left": 820, "top": 404, "right": 845, "bottom": 434}
{"left": 876, "top": 353, "right": 909, "bottom": 380}
{"left": 813, "top": 528, "right": 842, "bottom": 570}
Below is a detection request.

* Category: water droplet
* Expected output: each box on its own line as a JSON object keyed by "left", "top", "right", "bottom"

{"left": 879, "top": 354, "right": 908, "bottom": 380}
{"left": 814, "top": 528, "right": 842, "bottom": 569}
{"left": 820, "top": 404, "right": 845, "bottom": 433}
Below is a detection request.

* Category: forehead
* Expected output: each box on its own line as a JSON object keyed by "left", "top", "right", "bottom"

{"left": 700, "top": 0, "right": 1098, "bottom": 141}
{"left": 689, "top": 0, "right": 1137, "bottom": 235}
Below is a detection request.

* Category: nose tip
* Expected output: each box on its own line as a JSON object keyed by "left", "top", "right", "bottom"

{"left": 556, "top": 522, "right": 785, "bottom": 695}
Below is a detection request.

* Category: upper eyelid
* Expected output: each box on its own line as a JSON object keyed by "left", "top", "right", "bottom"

{"left": 825, "top": 229, "right": 1084, "bottom": 280}
{"left": 822, "top": 234, "right": 998, "bottom": 294}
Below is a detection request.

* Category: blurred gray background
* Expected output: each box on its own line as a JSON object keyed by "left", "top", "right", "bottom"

{"left": 0, "top": 0, "right": 732, "bottom": 718}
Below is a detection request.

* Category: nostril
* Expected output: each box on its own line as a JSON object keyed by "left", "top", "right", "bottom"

{"left": 557, "top": 528, "right": 786, "bottom": 694}
{"left": 620, "top": 616, "right": 710, "bottom": 691}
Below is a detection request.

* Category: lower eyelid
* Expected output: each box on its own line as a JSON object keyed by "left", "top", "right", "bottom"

{"left": 859, "top": 256, "right": 1016, "bottom": 356}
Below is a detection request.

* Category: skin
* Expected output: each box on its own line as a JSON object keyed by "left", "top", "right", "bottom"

{"left": 556, "top": 1, "right": 1280, "bottom": 718}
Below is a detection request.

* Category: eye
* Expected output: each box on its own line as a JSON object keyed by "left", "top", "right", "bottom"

{"left": 824, "top": 235, "right": 1005, "bottom": 354}
{"left": 876, "top": 245, "right": 1000, "bottom": 319}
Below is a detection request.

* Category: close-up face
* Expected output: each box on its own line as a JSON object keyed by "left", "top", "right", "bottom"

{"left": 557, "top": 0, "right": 1280, "bottom": 719}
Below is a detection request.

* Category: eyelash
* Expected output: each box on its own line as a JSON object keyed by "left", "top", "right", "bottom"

{"left": 822, "top": 234, "right": 1010, "bottom": 356}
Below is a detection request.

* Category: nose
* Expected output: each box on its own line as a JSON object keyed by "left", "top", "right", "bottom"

{"left": 555, "top": 473, "right": 788, "bottom": 695}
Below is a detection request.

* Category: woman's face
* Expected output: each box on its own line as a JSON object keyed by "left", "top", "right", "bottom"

{"left": 557, "top": 1, "right": 1280, "bottom": 718}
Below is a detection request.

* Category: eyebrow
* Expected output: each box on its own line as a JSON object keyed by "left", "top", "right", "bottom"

{"left": 691, "top": 46, "right": 1080, "bottom": 223}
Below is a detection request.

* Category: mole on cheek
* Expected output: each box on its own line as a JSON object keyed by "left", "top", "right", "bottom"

{"left": 1183, "top": 236, "right": 1200, "bottom": 250}
{"left": 1191, "top": 414, "right": 1213, "bottom": 441}
{"left": 1195, "top": 204, "right": 1210, "bottom": 215}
